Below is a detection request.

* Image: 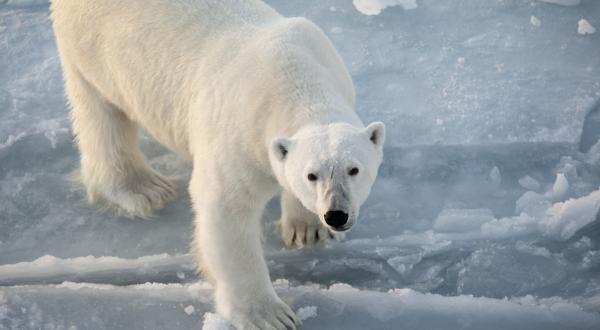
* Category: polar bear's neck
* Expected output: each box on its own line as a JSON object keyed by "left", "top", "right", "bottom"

{"left": 259, "top": 75, "right": 363, "bottom": 143}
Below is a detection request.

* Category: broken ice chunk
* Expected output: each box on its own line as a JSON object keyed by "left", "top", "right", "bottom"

{"left": 578, "top": 19, "right": 596, "bottom": 35}
{"left": 518, "top": 176, "right": 541, "bottom": 191}
{"left": 202, "top": 313, "right": 233, "bottom": 330}
{"left": 537, "top": 0, "right": 580, "bottom": 6}
{"left": 296, "top": 306, "right": 318, "bottom": 321}
{"left": 489, "top": 166, "right": 502, "bottom": 187}
{"left": 352, "top": 0, "right": 418, "bottom": 16}
{"left": 184, "top": 305, "right": 195, "bottom": 315}
{"left": 541, "top": 188, "right": 600, "bottom": 240}
{"left": 434, "top": 208, "right": 496, "bottom": 233}
{"left": 548, "top": 173, "right": 569, "bottom": 200}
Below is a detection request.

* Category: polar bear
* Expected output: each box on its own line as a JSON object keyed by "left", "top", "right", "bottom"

{"left": 51, "top": 0, "right": 385, "bottom": 328}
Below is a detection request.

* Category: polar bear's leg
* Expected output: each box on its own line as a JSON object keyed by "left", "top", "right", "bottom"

{"left": 190, "top": 170, "right": 300, "bottom": 330}
{"left": 278, "top": 190, "right": 344, "bottom": 247}
{"left": 64, "top": 65, "right": 176, "bottom": 217}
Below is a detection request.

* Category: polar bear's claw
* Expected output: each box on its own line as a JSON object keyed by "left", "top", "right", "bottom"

{"left": 278, "top": 217, "right": 344, "bottom": 247}
{"left": 225, "top": 296, "right": 300, "bottom": 330}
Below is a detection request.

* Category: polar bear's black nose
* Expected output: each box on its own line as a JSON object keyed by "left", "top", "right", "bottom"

{"left": 324, "top": 211, "right": 348, "bottom": 229}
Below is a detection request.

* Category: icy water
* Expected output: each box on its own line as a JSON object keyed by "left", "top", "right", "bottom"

{"left": 1, "top": 0, "right": 600, "bottom": 329}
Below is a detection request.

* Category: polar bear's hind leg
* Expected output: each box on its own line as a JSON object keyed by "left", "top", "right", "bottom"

{"left": 64, "top": 66, "right": 176, "bottom": 218}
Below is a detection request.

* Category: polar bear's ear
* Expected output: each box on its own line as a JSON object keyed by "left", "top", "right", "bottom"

{"left": 365, "top": 122, "right": 385, "bottom": 148}
{"left": 271, "top": 137, "right": 292, "bottom": 161}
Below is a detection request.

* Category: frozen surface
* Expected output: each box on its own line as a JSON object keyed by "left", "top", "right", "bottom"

{"left": 1, "top": 0, "right": 600, "bottom": 329}
{"left": 537, "top": 0, "right": 581, "bottom": 6}
{"left": 2, "top": 281, "right": 599, "bottom": 330}
{"left": 352, "top": 0, "right": 419, "bottom": 15}
{"left": 542, "top": 188, "right": 600, "bottom": 240}
{"left": 578, "top": 19, "right": 596, "bottom": 35}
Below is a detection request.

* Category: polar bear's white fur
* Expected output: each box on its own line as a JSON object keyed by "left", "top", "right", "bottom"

{"left": 51, "top": 0, "right": 385, "bottom": 328}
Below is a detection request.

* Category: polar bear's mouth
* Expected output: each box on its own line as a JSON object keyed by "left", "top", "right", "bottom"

{"left": 329, "top": 225, "right": 351, "bottom": 232}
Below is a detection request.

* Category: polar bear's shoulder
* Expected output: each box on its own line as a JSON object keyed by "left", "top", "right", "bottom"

{"left": 255, "top": 16, "right": 342, "bottom": 69}
{"left": 263, "top": 17, "right": 326, "bottom": 45}
{"left": 254, "top": 17, "right": 355, "bottom": 106}
{"left": 273, "top": 17, "right": 322, "bottom": 34}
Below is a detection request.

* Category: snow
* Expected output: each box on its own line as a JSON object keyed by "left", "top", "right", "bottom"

{"left": 541, "top": 188, "right": 600, "bottom": 240}
{"left": 200, "top": 305, "right": 317, "bottom": 330}
{"left": 202, "top": 313, "right": 234, "bottom": 330}
{"left": 295, "top": 306, "right": 318, "bottom": 320}
{"left": 1, "top": 281, "right": 599, "bottom": 330}
{"left": 489, "top": 166, "right": 502, "bottom": 186}
{"left": 537, "top": 0, "right": 581, "bottom": 6}
{"left": 433, "top": 208, "right": 495, "bottom": 233}
{"left": 550, "top": 173, "right": 569, "bottom": 200}
{"left": 352, "top": 0, "right": 418, "bottom": 16}
{"left": 577, "top": 19, "right": 596, "bottom": 35}
{"left": 1, "top": 0, "right": 600, "bottom": 329}
{"left": 184, "top": 305, "right": 196, "bottom": 315}
{"left": 519, "top": 175, "right": 541, "bottom": 191}
{"left": 5, "top": 0, "right": 49, "bottom": 6}
{"left": 0, "top": 253, "right": 195, "bottom": 286}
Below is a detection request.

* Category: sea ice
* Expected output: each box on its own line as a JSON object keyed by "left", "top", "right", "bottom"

{"left": 540, "top": 188, "right": 600, "bottom": 240}
{"left": 578, "top": 19, "right": 596, "bottom": 35}
{"left": 536, "top": 0, "right": 581, "bottom": 6}
{"left": 184, "top": 305, "right": 195, "bottom": 315}
{"left": 434, "top": 208, "right": 496, "bottom": 233}
{"left": 352, "top": 0, "right": 418, "bottom": 16}
{"left": 5, "top": 0, "right": 49, "bottom": 6}
{"left": 1, "top": 0, "right": 600, "bottom": 328}
{"left": 519, "top": 176, "right": 541, "bottom": 191}
{"left": 586, "top": 140, "right": 600, "bottom": 165}
{"left": 489, "top": 166, "right": 502, "bottom": 187}
{"left": 295, "top": 306, "right": 318, "bottom": 320}
{"left": 548, "top": 173, "right": 569, "bottom": 201}
{"left": 202, "top": 313, "right": 233, "bottom": 330}
{"left": 515, "top": 173, "right": 570, "bottom": 217}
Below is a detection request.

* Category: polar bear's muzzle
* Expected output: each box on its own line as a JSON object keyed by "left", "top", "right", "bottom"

{"left": 318, "top": 182, "right": 354, "bottom": 231}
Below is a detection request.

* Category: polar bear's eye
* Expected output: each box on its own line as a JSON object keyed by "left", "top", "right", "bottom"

{"left": 307, "top": 173, "right": 318, "bottom": 182}
{"left": 349, "top": 167, "right": 359, "bottom": 176}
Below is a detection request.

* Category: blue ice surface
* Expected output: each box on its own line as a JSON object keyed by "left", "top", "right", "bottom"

{"left": 1, "top": 0, "right": 600, "bottom": 329}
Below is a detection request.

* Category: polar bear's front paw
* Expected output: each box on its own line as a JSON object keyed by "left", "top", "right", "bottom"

{"left": 278, "top": 217, "right": 344, "bottom": 247}
{"left": 219, "top": 293, "right": 301, "bottom": 330}
{"left": 84, "top": 168, "right": 177, "bottom": 218}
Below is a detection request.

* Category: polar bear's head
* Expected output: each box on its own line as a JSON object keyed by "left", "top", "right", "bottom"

{"left": 269, "top": 122, "right": 385, "bottom": 232}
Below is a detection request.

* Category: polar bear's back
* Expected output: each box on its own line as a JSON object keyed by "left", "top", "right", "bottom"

{"left": 51, "top": 0, "right": 356, "bottom": 157}
{"left": 50, "top": 0, "right": 281, "bottom": 106}
{"left": 51, "top": 0, "right": 283, "bottom": 153}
